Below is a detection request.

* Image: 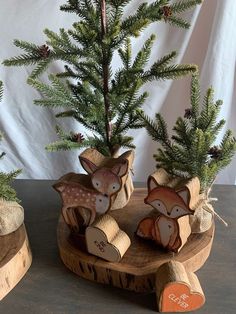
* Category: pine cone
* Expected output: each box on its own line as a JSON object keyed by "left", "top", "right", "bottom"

{"left": 161, "top": 6, "right": 172, "bottom": 19}
{"left": 208, "top": 146, "right": 222, "bottom": 159}
{"left": 71, "top": 133, "right": 85, "bottom": 143}
{"left": 38, "top": 45, "right": 50, "bottom": 58}
{"left": 184, "top": 108, "right": 193, "bottom": 119}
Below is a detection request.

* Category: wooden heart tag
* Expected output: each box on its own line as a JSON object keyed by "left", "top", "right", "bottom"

{"left": 86, "top": 214, "right": 131, "bottom": 262}
{"left": 156, "top": 261, "right": 205, "bottom": 312}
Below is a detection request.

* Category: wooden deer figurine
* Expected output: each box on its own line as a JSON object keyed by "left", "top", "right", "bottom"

{"left": 53, "top": 177, "right": 111, "bottom": 233}
{"left": 79, "top": 148, "right": 134, "bottom": 210}
{"left": 53, "top": 148, "right": 134, "bottom": 233}
{"left": 136, "top": 169, "right": 200, "bottom": 252}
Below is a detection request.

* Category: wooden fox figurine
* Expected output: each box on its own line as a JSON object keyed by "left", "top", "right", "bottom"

{"left": 136, "top": 169, "right": 199, "bottom": 252}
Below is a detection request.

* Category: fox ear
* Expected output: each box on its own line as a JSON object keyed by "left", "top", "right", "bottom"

{"left": 177, "top": 188, "right": 190, "bottom": 205}
{"left": 111, "top": 160, "right": 128, "bottom": 177}
{"left": 79, "top": 156, "right": 98, "bottom": 174}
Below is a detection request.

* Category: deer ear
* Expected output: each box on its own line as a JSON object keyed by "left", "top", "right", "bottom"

{"left": 111, "top": 160, "right": 128, "bottom": 177}
{"left": 53, "top": 182, "right": 65, "bottom": 193}
{"left": 177, "top": 188, "right": 190, "bottom": 206}
{"left": 147, "top": 177, "right": 159, "bottom": 192}
{"left": 79, "top": 156, "right": 98, "bottom": 174}
{"left": 119, "top": 150, "right": 134, "bottom": 165}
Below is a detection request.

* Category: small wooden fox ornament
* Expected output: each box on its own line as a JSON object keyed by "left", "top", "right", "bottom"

{"left": 137, "top": 169, "right": 200, "bottom": 252}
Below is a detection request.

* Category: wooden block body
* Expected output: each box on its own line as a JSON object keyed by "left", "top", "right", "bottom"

{"left": 86, "top": 214, "right": 131, "bottom": 262}
{"left": 156, "top": 261, "right": 205, "bottom": 312}
{"left": 137, "top": 214, "right": 191, "bottom": 253}
{"left": 53, "top": 174, "right": 112, "bottom": 233}
{"left": 155, "top": 215, "right": 191, "bottom": 252}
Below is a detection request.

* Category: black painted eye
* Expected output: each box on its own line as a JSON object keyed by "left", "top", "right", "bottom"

{"left": 176, "top": 208, "right": 179, "bottom": 212}
{"left": 96, "top": 182, "right": 99, "bottom": 186}
{"left": 99, "top": 199, "right": 102, "bottom": 202}
{"left": 113, "top": 186, "right": 116, "bottom": 189}
{"left": 158, "top": 203, "right": 161, "bottom": 206}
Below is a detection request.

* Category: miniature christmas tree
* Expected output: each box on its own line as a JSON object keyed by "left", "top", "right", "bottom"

{"left": 3, "top": 0, "right": 202, "bottom": 157}
{"left": 0, "top": 81, "right": 21, "bottom": 202}
{"left": 138, "top": 74, "right": 236, "bottom": 192}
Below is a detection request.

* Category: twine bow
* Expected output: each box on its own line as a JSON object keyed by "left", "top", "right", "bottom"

{"left": 201, "top": 196, "right": 228, "bottom": 227}
{"left": 195, "top": 184, "right": 228, "bottom": 227}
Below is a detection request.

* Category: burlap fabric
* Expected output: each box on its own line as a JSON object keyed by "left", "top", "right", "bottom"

{"left": 189, "top": 194, "right": 214, "bottom": 233}
{"left": 0, "top": 199, "right": 24, "bottom": 236}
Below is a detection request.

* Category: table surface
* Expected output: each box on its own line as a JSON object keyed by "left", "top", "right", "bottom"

{"left": 0, "top": 180, "right": 235, "bottom": 314}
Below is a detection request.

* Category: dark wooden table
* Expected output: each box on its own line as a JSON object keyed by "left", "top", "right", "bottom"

{"left": 0, "top": 181, "right": 235, "bottom": 314}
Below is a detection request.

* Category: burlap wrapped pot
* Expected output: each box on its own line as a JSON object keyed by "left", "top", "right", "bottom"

{"left": 0, "top": 199, "right": 24, "bottom": 236}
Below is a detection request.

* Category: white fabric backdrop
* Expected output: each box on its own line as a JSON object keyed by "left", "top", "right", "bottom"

{"left": 0, "top": 0, "right": 235, "bottom": 184}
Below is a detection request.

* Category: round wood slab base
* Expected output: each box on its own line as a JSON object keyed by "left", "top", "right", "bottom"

{"left": 57, "top": 188, "right": 214, "bottom": 293}
{"left": 0, "top": 224, "right": 32, "bottom": 300}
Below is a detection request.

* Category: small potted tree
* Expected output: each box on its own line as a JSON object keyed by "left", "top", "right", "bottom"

{"left": 3, "top": 0, "right": 201, "bottom": 215}
{"left": 138, "top": 73, "right": 236, "bottom": 233}
{"left": 0, "top": 81, "right": 32, "bottom": 300}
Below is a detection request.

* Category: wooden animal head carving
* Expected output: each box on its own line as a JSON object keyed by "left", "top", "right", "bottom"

{"left": 79, "top": 149, "right": 130, "bottom": 196}
{"left": 145, "top": 184, "right": 193, "bottom": 219}
{"left": 147, "top": 168, "right": 200, "bottom": 210}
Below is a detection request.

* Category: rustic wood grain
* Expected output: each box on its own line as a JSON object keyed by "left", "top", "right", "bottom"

{"left": 0, "top": 224, "right": 32, "bottom": 300}
{"left": 86, "top": 214, "right": 131, "bottom": 262}
{"left": 57, "top": 188, "right": 214, "bottom": 293}
{"left": 1, "top": 181, "right": 235, "bottom": 314}
{"left": 156, "top": 261, "right": 205, "bottom": 312}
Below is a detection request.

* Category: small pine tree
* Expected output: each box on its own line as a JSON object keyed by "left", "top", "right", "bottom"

{"left": 3, "top": 0, "right": 201, "bottom": 157}
{"left": 138, "top": 74, "right": 236, "bottom": 192}
{"left": 0, "top": 81, "right": 21, "bottom": 202}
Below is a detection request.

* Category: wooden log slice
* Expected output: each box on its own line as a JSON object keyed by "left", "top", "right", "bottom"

{"left": 57, "top": 188, "right": 214, "bottom": 293}
{"left": 0, "top": 224, "right": 32, "bottom": 300}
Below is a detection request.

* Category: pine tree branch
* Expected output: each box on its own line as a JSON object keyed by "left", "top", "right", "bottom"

{"left": 0, "top": 82, "right": 21, "bottom": 202}
{"left": 144, "top": 74, "right": 236, "bottom": 192}
{"left": 3, "top": 0, "right": 203, "bottom": 157}
{"left": 170, "top": 0, "right": 202, "bottom": 14}
{"left": 142, "top": 64, "right": 198, "bottom": 82}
